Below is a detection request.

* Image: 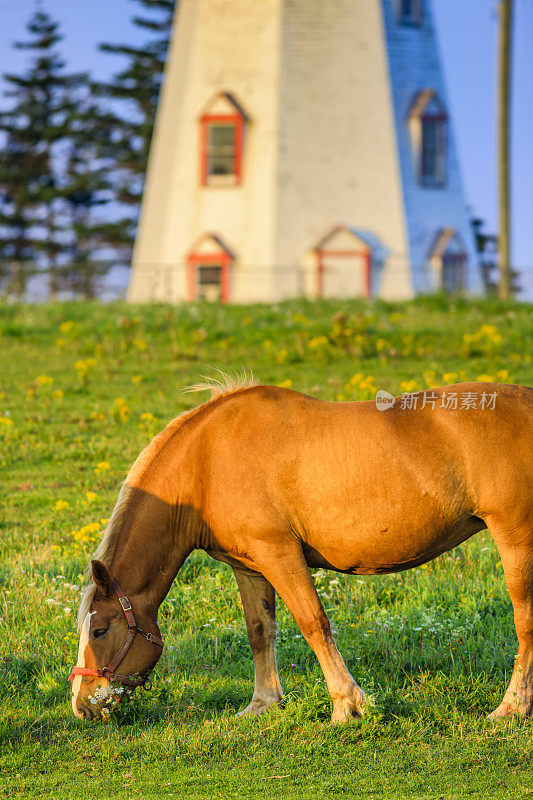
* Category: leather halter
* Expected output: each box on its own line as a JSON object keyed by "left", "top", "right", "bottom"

{"left": 68, "top": 578, "right": 164, "bottom": 688}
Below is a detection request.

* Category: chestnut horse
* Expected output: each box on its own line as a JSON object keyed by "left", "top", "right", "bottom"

{"left": 71, "top": 378, "right": 533, "bottom": 722}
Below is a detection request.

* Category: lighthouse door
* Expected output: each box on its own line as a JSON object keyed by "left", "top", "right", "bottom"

{"left": 441, "top": 253, "right": 465, "bottom": 292}
{"left": 197, "top": 263, "right": 223, "bottom": 301}
{"left": 317, "top": 249, "right": 371, "bottom": 299}
{"left": 187, "top": 246, "right": 232, "bottom": 303}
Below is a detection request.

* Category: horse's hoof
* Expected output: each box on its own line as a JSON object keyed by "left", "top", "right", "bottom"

{"left": 488, "top": 701, "right": 532, "bottom": 720}
{"left": 331, "top": 697, "right": 364, "bottom": 723}
{"left": 488, "top": 704, "right": 509, "bottom": 720}
{"left": 236, "top": 695, "right": 283, "bottom": 717}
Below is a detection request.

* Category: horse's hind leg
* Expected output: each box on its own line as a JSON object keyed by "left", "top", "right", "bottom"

{"left": 232, "top": 567, "right": 283, "bottom": 716}
{"left": 488, "top": 517, "right": 533, "bottom": 718}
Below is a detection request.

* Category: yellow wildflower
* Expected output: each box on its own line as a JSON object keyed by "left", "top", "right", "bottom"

{"left": 72, "top": 520, "right": 102, "bottom": 543}
{"left": 53, "top": 389, "right": 64, "bottom": 399}
{"left": 277, "top": 379, "right": 293, "bottom": 388}
{"left": 132, "top": 375, "right": 143, "bottom": 384}
{"left": 442, "top": 372, "right": 458, "bottom": 384}
{"left": 479, "top": 324, "right": 502, "bottom": 343}
{"left": 114, "top": 398, "right": 130, "bottom": 423}
{"left": 422, "top": 369, "right": 438, "bottom": 388}
{"left": 75, "top": 358, "right": 97, "bottom": 387}
{"left": 94, "top": 461, "right": 110, "bottom": 474}
{"left": 359, "top": 377, "right": 376, "bottom": 391}
{"left": 292, "top": 313, "right": 309, "bottom": 326}
{"left": 59, "top": 320, "right": 75, "bottom": 333}
{"left": 54, "top": 500, "right": 70, "bottom": 512}
{"left": 309, "top": 336, "right": 328, "bottom": 349}
{"left": 400, "top": 380, "right": 419, "bottom": 393}
{"left": 0, "top": 416, "right": 13, "bottom": 426}
{"left": 85, "top": 491, "right": 99, "bottom": 503}
{"left": 36, "top": 375, "right": 53, "bottom": 385}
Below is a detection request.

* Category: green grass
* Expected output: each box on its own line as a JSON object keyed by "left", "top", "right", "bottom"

{"left": 0, "top": 295, "right": 532, "bottom": 799}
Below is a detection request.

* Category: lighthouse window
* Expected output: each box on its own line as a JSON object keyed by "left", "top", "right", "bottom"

{"left": 207, "top": 123, "right": 237, "bottom": 176}
{"left": 399, "top": 0, "right": 424, "bottom": 26}
{"left": 420, "top": 114, "right": 447, "bottom": 186}
{"left": 201, "top": 114, "right": 244, "bottom": 185}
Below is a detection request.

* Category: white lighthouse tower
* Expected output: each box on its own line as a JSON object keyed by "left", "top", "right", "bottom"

{"left": 128, "top": 0, "right": 483, "bottom": 303}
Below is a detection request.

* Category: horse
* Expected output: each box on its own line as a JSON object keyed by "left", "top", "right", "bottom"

{"left": 70, "top": 377, "right": 533, "bottom": 722}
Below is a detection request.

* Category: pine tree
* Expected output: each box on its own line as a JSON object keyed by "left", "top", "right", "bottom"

{"left": 0, "top": 9, "right": 75, "bottom": 295}
{"left": 0, "top": 10, "right": 104, "bottom": 295}
{"left": 0, "top": 130, "right": 41, "bottom": 295}
{"left": 59, "top": 90, "right": 134, "bottom": 297}
{"left": 94, "top": 0, "right": 175, "bottom": 236}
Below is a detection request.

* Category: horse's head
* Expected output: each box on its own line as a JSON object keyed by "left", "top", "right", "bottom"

{"left": 70, "top": 560, "right": 164, "bottom": 721}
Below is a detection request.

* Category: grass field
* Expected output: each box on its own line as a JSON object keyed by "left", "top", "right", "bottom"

{"left": 1, "top": 295, "right": 532, "bottom": 799}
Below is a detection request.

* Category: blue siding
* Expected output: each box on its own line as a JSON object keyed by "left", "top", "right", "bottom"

{"left": 381, "top": 0, "right": 483, "bottom": 293}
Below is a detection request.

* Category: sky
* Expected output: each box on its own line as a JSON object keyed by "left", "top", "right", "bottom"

{"left": 0, "top": 0, "right": 532, "bottom": 296}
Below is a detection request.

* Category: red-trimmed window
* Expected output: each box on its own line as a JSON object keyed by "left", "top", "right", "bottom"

{"left": 420, "top": 112, "right": 447, "bottom": 186}
{"left": 200, "top": 114, "right": 244, "bottom": 186}
{"left": 399, "top": 0, "right": 424, "bottom": 26}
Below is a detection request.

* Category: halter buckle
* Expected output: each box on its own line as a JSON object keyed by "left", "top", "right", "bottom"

{"left": 119, "top": 596, "right": 132, "bottom": 612}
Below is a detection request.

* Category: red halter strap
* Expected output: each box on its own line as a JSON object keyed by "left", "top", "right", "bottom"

{"left": 69, "top": 578, "right": 164, "bottom": 688}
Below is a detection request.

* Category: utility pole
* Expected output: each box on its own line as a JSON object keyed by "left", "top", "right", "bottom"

{"left": 498, "top": 0, "right": 513, "bottom": 299}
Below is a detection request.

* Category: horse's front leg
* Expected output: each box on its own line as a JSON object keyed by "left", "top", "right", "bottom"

{"left": 232, "top": 567, "right": 283, "bottom": 716}
{"left": 251, "top": 540, "right": 366, "bottom": 722}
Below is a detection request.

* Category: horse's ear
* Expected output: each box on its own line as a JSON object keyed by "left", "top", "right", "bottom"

{"left": 91, "top": 560, "right": 113, "bottom": 599}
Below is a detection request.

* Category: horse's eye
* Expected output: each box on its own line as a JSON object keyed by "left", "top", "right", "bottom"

{"left": 93, "top": 628, "right": 108, "bottom": 639}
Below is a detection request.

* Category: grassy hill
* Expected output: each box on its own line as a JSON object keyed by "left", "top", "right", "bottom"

{"left": 0, "top": 296, "right": 532, "bottom": 799}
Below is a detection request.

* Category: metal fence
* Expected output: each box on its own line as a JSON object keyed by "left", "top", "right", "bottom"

{"left": 0, "top": 262, "right": 130, "bottom": 302}
{"left": 0, "top": 260, "right": 531, "bottom": 303}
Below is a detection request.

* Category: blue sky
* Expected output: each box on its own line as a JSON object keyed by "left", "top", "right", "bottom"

{"left": 1, "top": 0, "right": 532, "bottom": 295}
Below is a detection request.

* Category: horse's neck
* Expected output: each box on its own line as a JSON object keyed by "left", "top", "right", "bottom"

{"left": 108, "top": 485, "right": 193, "bottom": 611}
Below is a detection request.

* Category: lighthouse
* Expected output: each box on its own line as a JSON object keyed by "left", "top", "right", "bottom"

{"left": 128, "top": 0, "right": 482, "bottom": 303}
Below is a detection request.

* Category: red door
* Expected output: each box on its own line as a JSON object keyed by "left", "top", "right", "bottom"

{"left": 316, "top": 249, "right": 371, "bottom": 299}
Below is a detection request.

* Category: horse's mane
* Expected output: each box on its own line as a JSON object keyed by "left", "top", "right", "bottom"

{"left": 77, "top": 370, "right": 255, "bottom": 631}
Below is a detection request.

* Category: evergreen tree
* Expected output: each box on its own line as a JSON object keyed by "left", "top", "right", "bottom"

{"left": 95, "top": 0, "right": 175, "bottom": 233}
{"left": 0, "top": 8, "right": 132, "bottom": 298}
{"left": 59, "top": 90, "right": 134, "bottom": 297}
{"left": 0, "top": 129, "right": 41, "bottom": 295}
{"left": 0, "top": 9, "right": 75, "bottom": 295}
